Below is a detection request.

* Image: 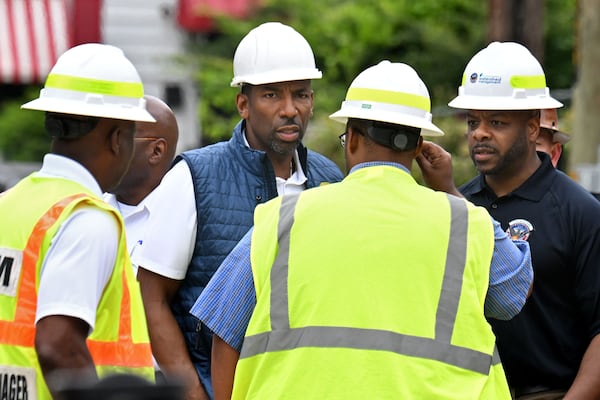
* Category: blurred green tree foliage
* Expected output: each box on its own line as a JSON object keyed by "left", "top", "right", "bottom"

{"left": 190, "top": 0, "right": 575, "bottom": 183}
{"left": 0, "top": 0, "right": 576, "bottom": 186}
{"left": 192, "top": 0, "right": 488, "bottom": 141}
{"left": 0, "top": 87, "right": 48, "bottom": 161}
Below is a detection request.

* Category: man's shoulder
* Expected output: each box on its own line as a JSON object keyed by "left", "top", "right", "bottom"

{"left": 305, "top": 151, "right": 343, "bottom": 182}
{"left": 550, "top": 170, "right": 600, "bottom": 209}
{"left": 180, "top": 141, "right": 230, "bottom": 159}
{"left": 176, "top": 142, "right": 238, "bottom": 173}
{"left": 306, "top": 149, "right": 341, "bottom": 169}
{"left": 458, "top": 175, "right": 481, "bottom": 197}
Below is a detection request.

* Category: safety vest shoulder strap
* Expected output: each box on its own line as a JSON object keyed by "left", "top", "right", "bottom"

{"left": 0, "top": 193, "right": 90, "bottom": 346}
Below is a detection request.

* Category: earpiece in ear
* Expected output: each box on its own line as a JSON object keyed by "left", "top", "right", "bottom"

{"left": 45, "top": 114, "right": 99, "bottom": 138}
{"left": 392, "top": 133, "right": 408, "bottom": 151}
{"left": 45, "top": 115, "right": 66, "bottom": 137}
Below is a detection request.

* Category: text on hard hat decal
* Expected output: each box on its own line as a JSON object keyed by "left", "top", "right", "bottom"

{"left": 510, "top": 75, "right": 546, "bottom": 89}
{"left": 45, "top": 74, "right": 144, "bottom": 98}
{"left": 346, "top": 87, "right": 430, "bottom": 112}
{"left": 471, "top": 73, "right": 502, "bottom": 85}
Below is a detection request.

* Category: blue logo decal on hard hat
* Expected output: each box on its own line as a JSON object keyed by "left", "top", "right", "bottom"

{"left": 507, "top": 219, "right": 534, "bottom": 241}
{"left": 470, "top": 73, "right": 478, "bottom": 83}
{"left": 361, "top": 103, "right": 372, "bottom": 109}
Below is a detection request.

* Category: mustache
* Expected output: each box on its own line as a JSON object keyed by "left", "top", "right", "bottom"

{"left": 280, "top": 118, "right": 300, "bottom": 126}
{"left": 276, "top": 118, "right": 301, "bottom": 131}
{"left": 471, "top": 144, "right": 498, "bottom": 153}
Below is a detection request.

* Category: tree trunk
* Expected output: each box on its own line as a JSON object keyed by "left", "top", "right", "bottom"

{"left": 570, "top": 0, "right": 600, "bottom": 193}
{"left": 487, "top": 0, "right": 544, "bottom": 61}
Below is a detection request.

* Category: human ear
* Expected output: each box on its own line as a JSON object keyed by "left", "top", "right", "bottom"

{"left": 236, "top": 93, "right": 249, "bottom": 119}
{"left": 109, "top": 125, "right": 121, "bottom": 155}
{"left": 550, "top": 143, "right": 563, "bottom": 167}
{"left": 527, "top": 115, "right": 541, "bottom": 143}
{"left": 148, "top": 139, "right": 167, "bottom": 165}
{"left": 347, "top": 126, "right": 361, "bottom": 155}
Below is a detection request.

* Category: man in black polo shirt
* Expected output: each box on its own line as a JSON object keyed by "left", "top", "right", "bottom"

{"left": 449, "top": 41, "right": 600, "bottom": 399}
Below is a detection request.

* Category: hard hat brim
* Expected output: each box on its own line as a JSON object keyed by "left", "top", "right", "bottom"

{"left": 329, "top": 107, "right": 444, "bottom": 137}
{"left": 448, "top": 95, "right": 563, "bottom": 111}
{"left": 550, "top": 130, "right": 571, "bottom": 144}
{"left": 21, "top": 98, "right": 156, "bottom": 122}
{"left": 540, "top": 130, "right": 571, "bottom": 144}
{"left": 230, "top": 68, "right": 322, "bottom": 87}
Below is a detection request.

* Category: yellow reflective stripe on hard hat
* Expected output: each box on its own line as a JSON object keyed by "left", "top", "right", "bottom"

{"left": 45, "top": 73, "right": 143, "bottom": 98}
{"left": 346, "top": 87, "right": 430, "bottom": 112}
{"left": 510, "top": 75, "right": 546, "bottom": 89}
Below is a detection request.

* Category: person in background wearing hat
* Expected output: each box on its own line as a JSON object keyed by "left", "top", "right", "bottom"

{"left": 192, "top": 60, "right": 532, "bottom": 400}
{"left": 451, "top": 42, "right": 600, "bottom": 399}
{"left": 134, "top": 22, "right": 343, "bottom": 400}
{"left": 0, "top": 43, "right": 155, "bottom": 399}
{"left": 535, "top": 108, "right": 570, "bottom": 168}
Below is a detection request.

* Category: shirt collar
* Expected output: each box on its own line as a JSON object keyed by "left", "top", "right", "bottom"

{"left": 349, "top": 161, "right": 411, "bottom": 175}
{"left": 37, "top": 154, "right": 103, "bottom": 197}
{"left": 103, "top": 192, "right": 149, "bottom": 218}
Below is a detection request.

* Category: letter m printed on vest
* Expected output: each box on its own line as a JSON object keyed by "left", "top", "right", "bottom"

{"left": 0, "top": 248, "right": 22, "bottom": 297}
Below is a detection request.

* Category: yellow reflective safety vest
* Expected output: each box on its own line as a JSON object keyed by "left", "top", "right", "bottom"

{"left": 235, "top": 166, "right": 510, "bottom": 399}
{"left": 0, "top": 174, "right": 154, "bottom": 399}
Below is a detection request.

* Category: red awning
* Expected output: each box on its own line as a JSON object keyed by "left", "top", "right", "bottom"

{"left": 177, "top": 0, "right": 257, "bottom": 32}
{"left": 0, "top": 0, "right": 72, "bottom": 84}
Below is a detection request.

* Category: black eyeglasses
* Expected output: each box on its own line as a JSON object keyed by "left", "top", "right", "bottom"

{"left": 134, "top": 137, "right": 163, "bottom": 141}
{"left": 338, "top": 132, "right": 347, "bottom": 148}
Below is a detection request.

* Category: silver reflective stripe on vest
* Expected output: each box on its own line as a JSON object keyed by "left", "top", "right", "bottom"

{"left": 242, "top": 192, "right": 498, "bottom": 375}
{"left": 435, "top": 194, "right": 468, "bottom": 342}
{"left": 269, "top": 193, "right": 300, "bottom": 330}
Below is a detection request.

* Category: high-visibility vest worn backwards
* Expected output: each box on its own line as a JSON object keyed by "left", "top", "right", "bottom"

{"left": 0, "top": 174, "right": 154, "bottom": 399}
{"left": 236, "top": 166, "right": 511, "bottom": 399}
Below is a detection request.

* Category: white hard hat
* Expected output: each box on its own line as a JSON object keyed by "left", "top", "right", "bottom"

{"left": 329, "top": 60, "right": 444, "bottom": 136}
{"left": 448, "top": 42, "right": 563, "bottom": 110}
{"left": 230, "top": 22, "right": 322, "bottom": 87}
{"left": 22, "top": 43, "right": 155, "bottom": 122}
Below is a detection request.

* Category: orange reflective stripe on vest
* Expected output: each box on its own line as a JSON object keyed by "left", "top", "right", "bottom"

{"left": 87, "top": 270, "right": 151, "bottom": 368}
{"left": 0, "top": 193, "right": 151, "bottom": 367}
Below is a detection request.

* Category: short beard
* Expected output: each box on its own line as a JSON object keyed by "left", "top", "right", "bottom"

{"left": 477, "top": 127, "right": 530, "bottom": 176}
{"left": 269, "top": 137, "right": 300, "bottom": 156}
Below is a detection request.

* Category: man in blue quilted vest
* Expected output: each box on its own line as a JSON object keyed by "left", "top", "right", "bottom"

{"left": 134, "top": 22, "right": 343, "bottom": 400}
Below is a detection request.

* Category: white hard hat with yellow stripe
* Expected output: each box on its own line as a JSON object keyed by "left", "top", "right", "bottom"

{"left": 448, "top": 41, "right": 563, "bottom": 111}
{"left": 22, "top": 43, "right": 155, "bottom": 122}
{"left": 329, "top": 60, "right": 443, "bottom": 136}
